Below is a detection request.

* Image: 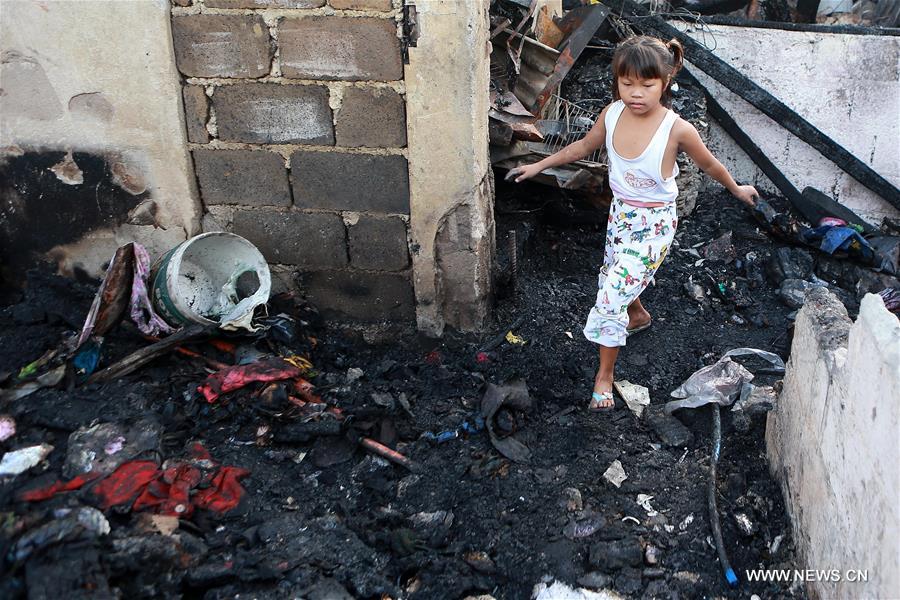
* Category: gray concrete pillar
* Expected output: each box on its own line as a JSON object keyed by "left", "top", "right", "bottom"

{"left": 405, "top": 0, "right": 495, "bottom": 336}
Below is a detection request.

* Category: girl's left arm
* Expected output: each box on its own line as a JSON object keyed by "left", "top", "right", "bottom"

{"left": 675, "top": 119, "right": 758, "bottom": 207}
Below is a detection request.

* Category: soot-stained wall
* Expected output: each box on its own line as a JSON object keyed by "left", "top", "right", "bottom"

{"left": 0, "top": 1, "right": 199, "bottom": 282}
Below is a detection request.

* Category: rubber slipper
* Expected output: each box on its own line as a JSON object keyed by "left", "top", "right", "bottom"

{"left": 589, "top": 391, "right": 614, "bottom": 412}
{"left": 626, "top": 319, "right": 652, "bottom": 336}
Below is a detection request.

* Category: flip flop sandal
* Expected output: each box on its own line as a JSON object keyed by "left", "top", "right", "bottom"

{"left": 626, "top": 319, "right": 652, "bottom": 336}
{"left": 589, "top": 391, "right": 615, "bottom": 412}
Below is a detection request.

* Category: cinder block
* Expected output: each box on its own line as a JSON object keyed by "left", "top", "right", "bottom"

{"left": 206, "top": 0, "right": 324, "bottom": 7}
{"left": 336, "top": 87, "right": 406, "bottom": 148}
{"left": 182, "top": 85, "right": 209, "bottom": 143}
{"left": 232, "top": 210, "right": 347, "bottom": 268}
{"left": 278, "top": 17, "right": 402, "bottom": 81}
{"left": 171, "top": 15, "right": 273, "bottom": 79}
{"left": 172, "top": 0, "right": 193, "bottom": 6}
{"left": 213, "top": 84, "right": 333, "bottom": 145}
{"left": 299, "top": 270, "right": 414, "bottom": 321}
{"left": 348, "top": 215, "right": 409, "bottom": 271}
{"left": 328, "top": 0, "right": 394, "bottom": 9}
{"left": 193, "top": 149, "right": 291, "bottom": 207}
{"left": 290, "top": 151, "right": 409, "bottom": 213}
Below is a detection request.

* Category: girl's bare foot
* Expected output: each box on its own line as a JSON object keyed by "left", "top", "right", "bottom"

{"left": 589, "top": 373, "right": 614, "bottom": 410}
{"left": 627, "top": 306, "right": 652, "bottom": 330}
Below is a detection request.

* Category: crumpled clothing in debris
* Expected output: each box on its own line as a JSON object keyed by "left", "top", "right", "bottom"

{"left": 17, "top": 444, "right": 248, "bottom": 517}
{"left": 18, "top": 472, "right": 102, "bottom": 502}
{"left": 879, "top": 287, "right": 900, "bottom": 312}
{"left": 130, "top": 242, "right": 175, "bottom": 337}
{"left": 198, "top": 357, "right": 305, "bottom": 403}
{"left": 91, "top": 460, "right": 162, "bottom": 510}
{"left": 800, "top": 224, "right": 874, "bottom": 262}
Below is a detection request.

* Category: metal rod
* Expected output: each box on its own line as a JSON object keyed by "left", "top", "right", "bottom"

{"left": 509, "top": 229, "right": 518, "bottom": 292}
{"left": 360, "top": 437, "right": 421, "bottom": 473}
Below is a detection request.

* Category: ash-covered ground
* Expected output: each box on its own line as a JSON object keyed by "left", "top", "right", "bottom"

{"left": 0, "top": 182, "right": 824, "bottom": 599}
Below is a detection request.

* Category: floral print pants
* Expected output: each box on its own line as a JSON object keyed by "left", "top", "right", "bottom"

{"left": 583, "top": 197, "right": 678, "bottom": 347}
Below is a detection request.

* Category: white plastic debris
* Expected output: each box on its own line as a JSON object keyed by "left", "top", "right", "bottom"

{"left": 613, "top": 380, "right": 650, "bottom": 418}
{"left": 637, "top": 494, "right": 658, "bottom": 517}
{"left": 770, "top": 534, "right": 785, "bottom": 555}
{"left": 0, "top": 415, "right": 15, "bottom": 442}
{"left": 666, "top": 358, "right": 753, "bottom": 413}
{"left": 679, "top": 513, "right": 694, "bottom": 531}
{"left": 666, "top": 348, "right": 785, "bottom": 414}
{"left": 532, "top": 579, "right": 624, "bottom": 599}
{"left": 602, "top": 460, "right": 628, "bottom": 488}
{"left": 0, "top": 443, "right": 53, "bottom": 476}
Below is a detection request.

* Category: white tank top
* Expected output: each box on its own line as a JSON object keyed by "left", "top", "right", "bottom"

{"left": 605, "top": 100, "right": 679, "bottom": 204}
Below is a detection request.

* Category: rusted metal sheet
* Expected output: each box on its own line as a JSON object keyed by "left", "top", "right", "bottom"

{"left": 491, "top": 29, "right": 560, "bottom": 112}
{"left": 490, "top": 3, "right": 609, "bottom": 114}
{"left": 534, "top": 4, "right": 610, "bottom": 111}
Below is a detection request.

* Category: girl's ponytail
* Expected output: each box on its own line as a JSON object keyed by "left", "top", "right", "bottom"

{"left": 666, "top": 38, "right": 684, "bottom": 77}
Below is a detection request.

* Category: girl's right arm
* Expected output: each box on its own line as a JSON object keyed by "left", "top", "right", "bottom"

{"left": 509, "top": 104, "right": 611, "bottom": 183}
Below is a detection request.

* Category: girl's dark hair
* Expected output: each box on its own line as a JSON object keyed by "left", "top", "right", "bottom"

{"left": 611, "top": 36, "right": 684, "bottom": 107}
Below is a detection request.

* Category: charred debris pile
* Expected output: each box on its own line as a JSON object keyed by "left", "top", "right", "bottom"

{"left": 8, "top": 182, "right": 900, "bottom": 598}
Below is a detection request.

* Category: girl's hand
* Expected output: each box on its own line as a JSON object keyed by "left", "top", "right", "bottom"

{"left": 505, "top": 163, "right": 544, "bottom": 183}
{"left": 732, "top": 185, "right": 759, "bottom": 207}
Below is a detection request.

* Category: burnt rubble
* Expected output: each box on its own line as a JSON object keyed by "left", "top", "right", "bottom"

{"left": 7, "top": 178, "right": 895, "bottom": 597}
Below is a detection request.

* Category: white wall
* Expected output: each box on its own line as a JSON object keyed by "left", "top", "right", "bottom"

{"left": 674, "top": 23, "right": 900, "bottom": 224}
{"left": 0, "top": 0, "right": 199, "bottom": 274}
{"left": 767, "top": 288, "right": 900, "bottom": 598}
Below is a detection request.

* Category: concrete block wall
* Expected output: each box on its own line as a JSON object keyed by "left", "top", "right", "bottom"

{"left": 170, "top": 0, "right": 414, "bottom": 322}
{"left": 767, "top": 288, "right": 900, "bottom": 598}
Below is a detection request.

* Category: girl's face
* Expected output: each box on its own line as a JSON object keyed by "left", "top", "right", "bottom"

{"left": 617, "top": 73, "right": 667, "bottom": 115}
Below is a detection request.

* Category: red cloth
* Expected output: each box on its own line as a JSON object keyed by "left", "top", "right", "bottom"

{"left": 20, "top": 444, "right": 248, "bottom": 517}
{"left": 90, "top": 461, "right": 161, "bottom": 510}
{"left": 197, "top": 358, "right": 303, "bottom": 403}
{"left": 16, "top": 472, "right": 100, "bottom": 502}
{"left": 133, "top": 464, "right": 203, "bottom": 516}
{"left": 193, "top": 466, "right": 250, "bottom": 514}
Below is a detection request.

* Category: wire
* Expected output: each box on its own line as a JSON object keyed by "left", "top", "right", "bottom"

{"left": 708, "top": 404, "right": 739, "bottom": 587}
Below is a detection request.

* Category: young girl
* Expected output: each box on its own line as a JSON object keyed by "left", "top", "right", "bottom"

{"left": 509, "top": 35, "right": 758, "bottom": 411}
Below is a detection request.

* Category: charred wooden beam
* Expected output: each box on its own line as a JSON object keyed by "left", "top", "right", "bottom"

{"left": 795, "top": 0, "right": 821, "bottom": 23}
{"left": 692, "top": 14, "right": 900, "bottom": 35}
{"left": 88, "top": 324, "right": 212, "bottom": 383}
{"left": 679, "top": 69, "right": 803, "bottom": 205}
{"left": 672, "top": 0, "right": 750, "bottom": 15}
{"left": 682, "top": 69, "right": 874, "bottom": 233}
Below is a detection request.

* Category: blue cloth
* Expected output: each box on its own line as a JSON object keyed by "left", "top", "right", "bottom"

{"left": 801, "top": 225, "right": 874, "bottom": 261}
{"left": 73, "top": 339, "right": 102, "bottom": 381}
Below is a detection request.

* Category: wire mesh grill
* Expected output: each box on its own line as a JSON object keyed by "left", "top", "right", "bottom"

{"left": 531, "top": 94, "right": 607, "bottom": 167}
{"left": 490, "top": 61, "right": 508, "bottom": 81}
